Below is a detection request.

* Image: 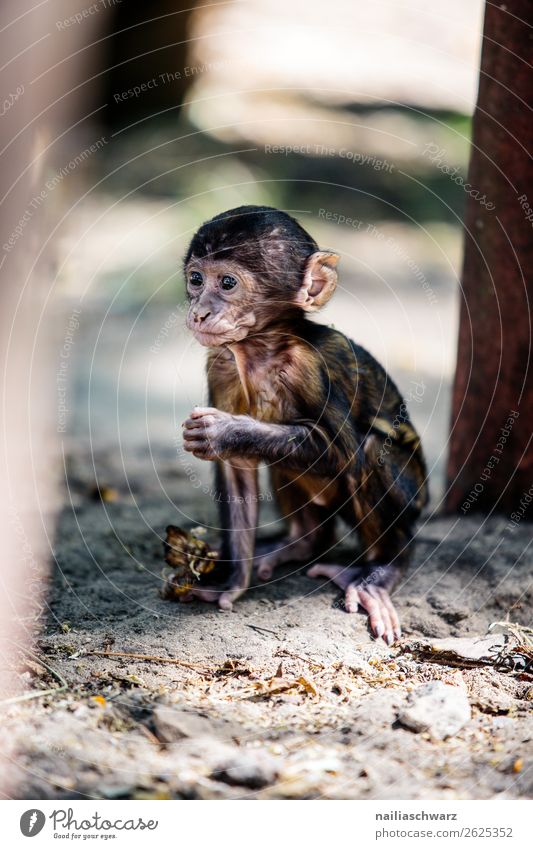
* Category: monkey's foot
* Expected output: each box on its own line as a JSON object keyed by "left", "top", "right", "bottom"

{"left": 177, "top": 578, "right": 247, "bottom": 612}
{"left": 256, "top": 537, "right": 314, "bottom": 580}
{"left": 307, "top": 562, "right": 401, "bottom": 645}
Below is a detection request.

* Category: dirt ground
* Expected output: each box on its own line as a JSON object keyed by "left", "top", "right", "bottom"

{"left": 2, "top": 447, "right": 532, "bottom": 800}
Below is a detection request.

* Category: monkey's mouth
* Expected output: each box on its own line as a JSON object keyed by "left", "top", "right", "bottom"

{"left": 187, "top": 314, "right": 256, "bottom": 347}
{"left": 191, "top": 326, "right": 251, "bottom": 347}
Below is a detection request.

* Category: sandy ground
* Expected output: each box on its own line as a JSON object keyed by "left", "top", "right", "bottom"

{"left": 2, "top": 447, "right": 531, "bottom": 799}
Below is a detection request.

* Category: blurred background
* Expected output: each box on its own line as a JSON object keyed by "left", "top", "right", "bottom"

{"left": 36, "top": 0, "right": 485, "bottom": 513}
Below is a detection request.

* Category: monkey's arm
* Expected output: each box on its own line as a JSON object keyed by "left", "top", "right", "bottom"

{"left": 183, "top": 406, "right": 357, "bottom": 475}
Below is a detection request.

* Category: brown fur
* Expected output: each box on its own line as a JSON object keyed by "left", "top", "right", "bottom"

{"left": 181, "top": 206, "right": 428, "bottom": 642}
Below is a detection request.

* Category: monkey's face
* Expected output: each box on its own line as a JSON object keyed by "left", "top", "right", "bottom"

{"left": 185, "top": 259, "right": 258, "bottom": 346}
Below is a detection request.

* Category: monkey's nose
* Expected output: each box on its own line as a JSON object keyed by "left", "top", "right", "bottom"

{"left": 193, "top": 309, "right": 211, "bottom": 323}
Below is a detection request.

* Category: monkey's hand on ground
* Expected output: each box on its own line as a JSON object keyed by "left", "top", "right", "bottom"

{"left": 307, "top": 562, "right": 402, "bottom": 645}
{"left": 182, "top": 406, "right": 255, "bottom": 461}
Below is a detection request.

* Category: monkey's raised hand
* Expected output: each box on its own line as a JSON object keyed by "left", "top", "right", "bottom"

{"left": 182, "top": 406, "right": 253, "bottom": 461}
{"left": 183, "top": 405, "right": 345, "bottom": 476}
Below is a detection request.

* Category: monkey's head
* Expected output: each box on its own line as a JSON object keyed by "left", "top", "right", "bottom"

{"left": 183, "top": 205, "right": 339, "bottom": 346}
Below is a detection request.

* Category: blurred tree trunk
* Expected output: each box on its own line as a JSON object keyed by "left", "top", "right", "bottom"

{"left": 104, "top": 1, "right": 199, "bottom": 125}
{"left": 446, "top": 1, "right": 533, "bottom": 514}
{"left": 0, "top": 0, "right": 96, "bottom": 794}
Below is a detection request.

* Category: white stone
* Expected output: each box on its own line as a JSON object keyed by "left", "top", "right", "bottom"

{"left": 398, "top": 681, "right": 471, "bottom": 740}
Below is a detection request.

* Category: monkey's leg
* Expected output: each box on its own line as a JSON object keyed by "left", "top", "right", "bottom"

{"left": 256, "top": 523, "right": 316, "bottom": 580}
{"left": 256, "top": 509, "right": 335, "bottom": 580}
{"left": 256, "top": 470, "right": 337, "bottom": 580}
{"left": 182, "top": 460, "right": 258, "bottom": 611}
{"left": 308, "top": 449, "right": 413, "bottom": 643}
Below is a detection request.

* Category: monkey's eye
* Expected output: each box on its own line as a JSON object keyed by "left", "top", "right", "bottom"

{"left": 220, "top": 274, "right": 238, "bottom": 291}
{"left": 189, "top": 271, "right": 203, "bottom": 287}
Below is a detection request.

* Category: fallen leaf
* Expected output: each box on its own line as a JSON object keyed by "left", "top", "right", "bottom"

{"left": 162, "top": 526, "right": 219, "bottom": 598}
{"left": 297, "top": 676, "right": 318, "bottom": 696}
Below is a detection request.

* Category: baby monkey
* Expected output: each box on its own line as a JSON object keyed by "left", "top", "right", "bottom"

{"left": 182, "top": 206, "right": 428, "bottom": 644}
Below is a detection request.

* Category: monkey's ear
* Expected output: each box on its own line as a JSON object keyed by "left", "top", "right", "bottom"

{"left": 296, "top": 251, "right": 339, "bottom": 312}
